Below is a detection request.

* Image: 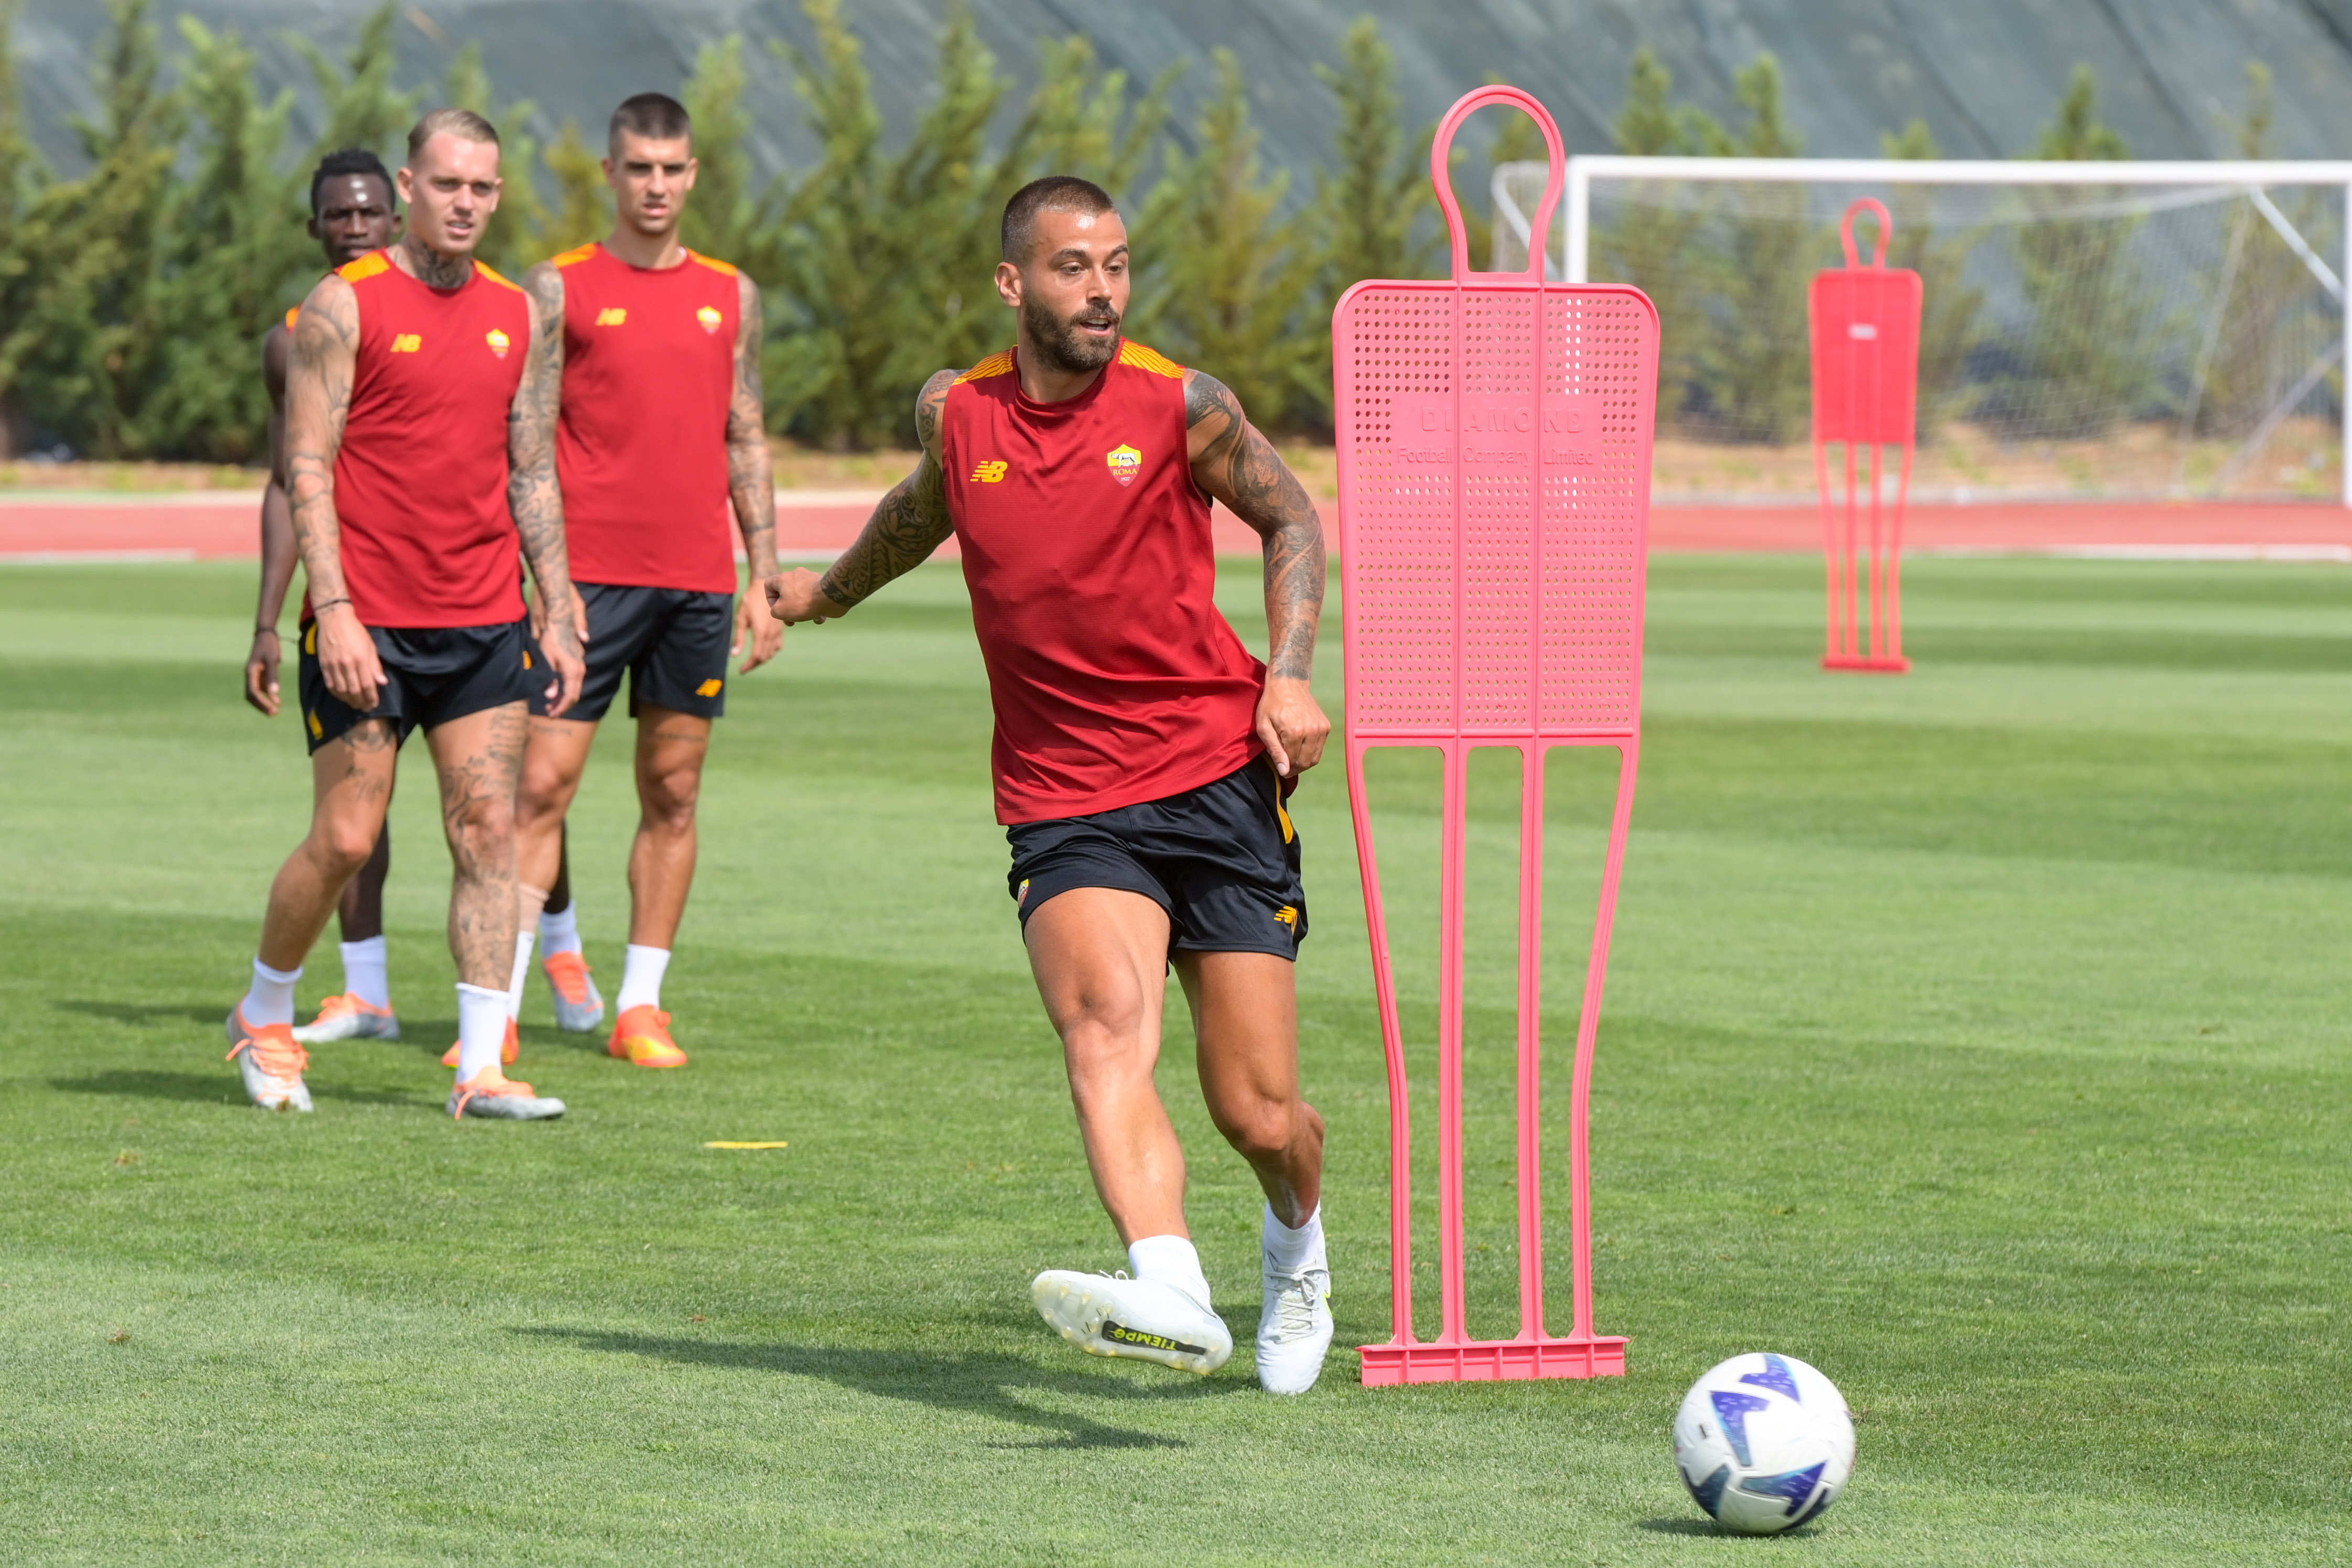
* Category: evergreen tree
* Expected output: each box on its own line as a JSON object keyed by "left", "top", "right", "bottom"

{"left": 768, "top": 0, "right": 1017, "bottom": 447}
{"left": 679, "top": 36, "right": 773, "bottom": 274}
{"left": 1314, "top": 19, "right": 1433, "bottom": 289}
{"left": 128, "top": 17, "right": 310, "bottom": 461}
{"left": 293, "top": 2, "right": 417, "bottom": 166}
{"left": 1296, "top": 18, "right": 1433, "bottom": 423}
{"left": 2014, "top": 65, "right": 2158, "bottom": 438}
{"left": 2194, "top": 62, "right": 2330, "bottom": 441}
{"left": 541, "top": 120, "right": 610, "bottom": 256}
{"left": 1881, "top": 118, "right": 1986, "bottom": 439}
{"left": 1011, "top": 36, "right": 1177, "bottom": 205}
{"left": 441, "top": 41, "right": 544, "bottom": 277}
{"left": 1697, "top": 53, "right": 1815, "bottom": 442}
{"left": 1129, "top": 49, "right": 1316, "bottom": 428}
{"left": 0, "top": 0, "right": 179, "bottom": 458}
{"left": 0, "top": 0, "right": 36, "bottom": 452}
{"left": 1593, "top": 47, "right": 1724, "bottom": 423}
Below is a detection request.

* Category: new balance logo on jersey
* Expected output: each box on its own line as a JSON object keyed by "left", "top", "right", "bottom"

{"left": 485, "top": 329, "right": 511, "bottom": 359}
{"left": 390, "top": 333, "right": 422, "bottom": 353}
{"left": 1106, "top": 444, "right": 1142, "bottom": 487}
{"left": 971, "top": 461, "right": 1008, "bottom": 483}
{"left": 696, "top": 306, "right": 723, "bottom": 333}
{"left": 595, "top": 307, "right": 627, "bottom": 327}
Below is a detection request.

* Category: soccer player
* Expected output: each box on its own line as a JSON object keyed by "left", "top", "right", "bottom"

{"left": 505, "top": 92, "right": 781, "bottom": 1070}
{"left": 765, "top": 178, "right": 1335, "bottom": 1392}
{"left": 245, "top": 150, "right": 403, "bottom": 1045}
{"left": 225, "top": 108, "right": 585, "bottom": 1120}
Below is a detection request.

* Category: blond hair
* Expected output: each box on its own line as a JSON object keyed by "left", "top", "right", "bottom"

{"left": 406, "top": 107, "right": 500, "bottom": 163}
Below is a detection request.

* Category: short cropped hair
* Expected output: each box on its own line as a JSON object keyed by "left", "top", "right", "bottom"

{"left": 407, "top": 106, "right": 500, "bottom": 163}
{"left": 610, "top": 92, "right": 692, "bottom": 153}
{"left": 310, "top": 148, "right": 395, "bottom": 215}
{"left": 1001, "top": 176, "right": 1117, "bottom": 264}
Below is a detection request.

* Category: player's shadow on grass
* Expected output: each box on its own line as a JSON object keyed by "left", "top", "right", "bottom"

{"left": 56, "top": 1000, "right": 223, "bottom": 1029}
{"left": 521, "top": 1327, "right": 1207, "bottom": 1450}
{"left": 1635, "top": 1518, "right": 1821, "bottom": 1539}
{"left": 47, "top": 1069, "right": 422, "bottom": 1108}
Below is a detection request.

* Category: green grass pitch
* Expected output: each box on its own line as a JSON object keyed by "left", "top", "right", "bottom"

{"left": 1, "top": 553, "right": 2346, "bottom": 1564}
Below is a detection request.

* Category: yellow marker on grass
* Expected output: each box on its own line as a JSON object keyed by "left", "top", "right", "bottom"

{"left": 704, "top": 1141, "right": 789, "bottom": 1150}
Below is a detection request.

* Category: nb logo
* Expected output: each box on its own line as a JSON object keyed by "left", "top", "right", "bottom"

{"left": 970, "top": 461, "right": 1008, "bottom": 483}
{"left": 595, "top": 307, "right": 627, "bottom": 326}
{"left": 390, "top": 333, "right": 422, "bottom": 353}
{"left": 695, "top": 678, "right": 722, "bottom": 697}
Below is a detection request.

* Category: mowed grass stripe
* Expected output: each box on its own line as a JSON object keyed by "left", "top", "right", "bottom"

{"left": 0, "top": 558, "right": 2345, "bottom": 1563}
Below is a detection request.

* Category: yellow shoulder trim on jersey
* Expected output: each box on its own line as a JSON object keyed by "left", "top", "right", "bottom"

{"left": 1117, "top": 340, "right": 1186, "bottom": 379}
{"left": 336, "top": 252, "right": 391, "bottom": 284}
{"left": 284, "top": 306, "right": 300, "bottom": 330}
{"left": 687, "top": 251, "right": 740, "bottom": 277}
{"left": 550, "top": 243, "right": 599, "bottom": 268}
{"left": 954, "top": 351, "right": 1016, "bottom": 384}
{"left": 472, "top": 261, "right": 525, "bottom": 293}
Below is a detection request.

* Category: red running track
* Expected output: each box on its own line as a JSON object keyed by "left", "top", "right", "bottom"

{"left": 4, "top": 494, "right": 2349, "bottom": 561}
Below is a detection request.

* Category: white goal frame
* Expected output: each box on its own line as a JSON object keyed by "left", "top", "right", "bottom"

{"left": 1495, "top": 157, "right": 2352, "bottom": 506}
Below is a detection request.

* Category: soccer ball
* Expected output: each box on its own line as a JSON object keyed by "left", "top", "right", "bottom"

{"left": 1673, "top": 1352, "right": 1855, "bottom": 1534}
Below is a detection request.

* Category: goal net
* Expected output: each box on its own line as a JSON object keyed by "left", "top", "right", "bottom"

{"left": 1495, "top": 157, "right": 2350, "bottom": 505}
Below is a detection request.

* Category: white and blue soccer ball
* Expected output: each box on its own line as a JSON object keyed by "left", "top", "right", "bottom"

{"left": 1673, "top": 1352, "right": 1855, "bottom": 1534}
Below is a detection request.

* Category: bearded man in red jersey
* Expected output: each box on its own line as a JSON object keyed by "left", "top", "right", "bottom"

{"left": 767, "top": 178, "right": 1335, "bottom": 1393}
{"left": 504, "top": 92, "right": 782, "bottom": 1073}
{"left": 226, "top": 109, "right": 585, "bottom": 1121}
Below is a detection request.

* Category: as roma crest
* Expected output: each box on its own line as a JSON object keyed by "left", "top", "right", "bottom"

{"left": 1105, "top": 444, "right": 1142, "bottom": 487}
{"left": 484, "top": 328, "right": 511, "bottom": 359}
{"left": 696, "top": 306, "right": 723, "bottom": 334}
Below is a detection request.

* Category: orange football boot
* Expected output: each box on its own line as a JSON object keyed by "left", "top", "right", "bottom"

{"left": 440, "top": 1018, "right": 520, "bottom": 1068}
{"left": 293, "top": 991, "right": 401, "bottom": 1044}
{"left": 607, "top": 1005, "right": 687, "bottom": 1068}
{"left": 542, "top": 949, "right": 605, "bottom": 1032}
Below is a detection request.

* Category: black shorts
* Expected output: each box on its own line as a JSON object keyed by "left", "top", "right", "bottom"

{"left": 1006, "top": 760, "right": 1308, "bottom": 960}
{"left": 297, "top": 618, "right": 535, "bottom": 753}
{"left": 529, "top": 583, "right": 734, "bottom": 723}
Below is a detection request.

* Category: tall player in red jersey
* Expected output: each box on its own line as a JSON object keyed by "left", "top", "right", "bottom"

{"left": 510, "top": 92, "right": 781, "bottom": 1071}
{"left": 768, "top": 178, "right": 1336, "bottom": 1392}
{"left": 226, "top": 109, "right": 585, "bottom": 1121}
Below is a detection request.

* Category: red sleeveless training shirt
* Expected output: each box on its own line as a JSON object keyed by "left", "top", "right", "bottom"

{"left": 328, "top": 251, "right": 529, "bottom": 628}
{"left": 550, "top": 243, "right": 741, "bottom": 592}
{"left": 940, "top": 340, "right": 1265, "bottom": 825}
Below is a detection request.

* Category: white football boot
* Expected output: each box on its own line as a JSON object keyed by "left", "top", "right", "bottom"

{"left": 290, "top": 992, "right": 401, "bottom": 1044}
{"left": 541, "top": 950, "right": 606, "bottom": 1033}
{"left": 447, "top": 1070, "right": 566, "bottom": 1121}
{"left": 1256, "top": 1255, "right": 1334, "bottom": 1394}
{"left": 224, "top": 1007, "right": 314, "bottom": 1112}
{"left": 1031, "top": 1270, "right": 1233, "bottom": 1376}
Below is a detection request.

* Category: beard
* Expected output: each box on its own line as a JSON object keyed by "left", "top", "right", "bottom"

{"left": 1022, "top": 293, "right": 1120, "bottom": 375}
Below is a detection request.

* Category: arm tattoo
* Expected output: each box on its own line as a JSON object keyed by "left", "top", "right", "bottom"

{"left": 1185, "top": 369, "right": 1325, "bottom": 680}
{"left": 816, "top": 370, "right": 958, "bottom": 608}
{"left": 510, "top": 267, "right": 579, "bottom": 652}
{"left": 727, "top": 273, "right": 779, "bottom": 581}
{"left": 285, "top": 277, "right": 360, "bottom": 610}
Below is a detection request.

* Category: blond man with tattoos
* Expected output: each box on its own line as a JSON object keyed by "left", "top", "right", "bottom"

{"left": 766, "top": 178, "right": 1336, "bottom": 1392}
{"left": 225, "top": 109, "right": 585, "bottom": 1120}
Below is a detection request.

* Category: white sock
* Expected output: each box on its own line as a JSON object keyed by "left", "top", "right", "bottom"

{"left": 1128, "top": 1234, "right": 1212, "bottom": 1310}
{"left": 1264, "top": 1204, "right": 1326, "bottom": 1275}
{"left": 454, "top": 982, "right": 509, "bottom": 1083}
{"left": 338, "top": 937, "right": 389, "bottom": 1010}
{"left": 539, "top": 901, "right": 582, "bottom": 957}
{"left": 241, "top": 958, "right": 301, "bottom": 1029}
{"left": 504, "top": 931, "right": 536, "bottom": 1022}
{"left": 616, "top": 944, "right": 671, "bottom": 1013}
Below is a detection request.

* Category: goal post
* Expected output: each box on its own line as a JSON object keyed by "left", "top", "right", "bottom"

{"left": 1495, "top": 156, "right": 2352, "bottom": 507}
